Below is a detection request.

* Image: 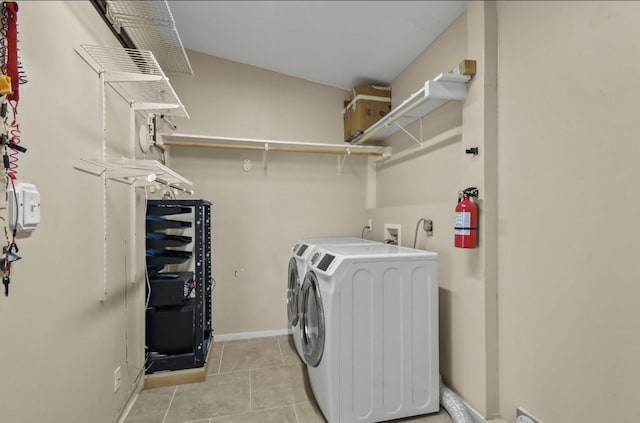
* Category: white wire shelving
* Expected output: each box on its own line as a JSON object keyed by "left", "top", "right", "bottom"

{"left": 104, "top": 0, "right": 193, "bottom": 75}
{"left": 77, "top": 44, "right": 189, "bottom": 118}
{"left": 350, "top": 73, "right": 471, "bottom": 145}
{"left": 77, "top": 158, "right": 194, "bottom": 194}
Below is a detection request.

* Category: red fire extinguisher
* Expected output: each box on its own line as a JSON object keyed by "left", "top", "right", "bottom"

{"left": 455, "top": 187, "right": 479, "bottom": 248}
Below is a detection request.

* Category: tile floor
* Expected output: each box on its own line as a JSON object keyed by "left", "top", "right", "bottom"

{"left": 125, "top": 335, "right": 452, "bottom": 423}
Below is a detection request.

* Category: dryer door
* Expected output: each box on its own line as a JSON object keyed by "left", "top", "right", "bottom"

{"left": 300, "top": 271, "right": 325, "bottom": 367}
{"left": 287, "top": 257, "right": 300, "bottom": 327}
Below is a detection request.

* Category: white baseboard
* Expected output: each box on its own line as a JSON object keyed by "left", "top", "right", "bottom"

{"left": 464, "top": 400, "right": 487, "bottom": 423}
{"left": 116, "top": 392, "right": 139, "bottom": 423}
{"left": 115, "top": 370, "right": 145, "bottom": 423}
{"left": 213, "top": 328, "right": 292, "bottom": 342}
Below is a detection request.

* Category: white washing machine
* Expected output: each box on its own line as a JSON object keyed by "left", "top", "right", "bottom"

{"left": 288, "top": 238, "right": 378, "bottom": 361}
{"left": 300, "top": 243, "right": 439, "bottom": 423}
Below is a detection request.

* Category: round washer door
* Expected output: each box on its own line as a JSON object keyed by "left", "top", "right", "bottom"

{"left": 300, "top": 271, "right": 325, "bottom": 367}
{"left": 287, "top": 257, "right": 300, "bottom": 327}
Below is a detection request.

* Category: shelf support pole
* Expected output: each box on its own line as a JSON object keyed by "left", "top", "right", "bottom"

{"left": 100, "top": 71, "right": 108, "bottom": 299}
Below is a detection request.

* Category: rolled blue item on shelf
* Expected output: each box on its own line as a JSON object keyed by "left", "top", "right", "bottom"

{"left": 146, "top": 232, "right": 192, "bottom": 249}
{"left": 145, "top": 215, "right": 192, "bottom": 232}
{"left": 145, "top": 249, "right": 192, "bottom": 265}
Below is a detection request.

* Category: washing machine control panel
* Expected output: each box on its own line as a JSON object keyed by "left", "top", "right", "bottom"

{"left": 310, "top": 252, "right": 337, "bottom": 273}
{"left": 317, "top": 254, "right": 335, "bottom": 271}
{"left": 296, "top": 244, "right": 308, "bottom": 257}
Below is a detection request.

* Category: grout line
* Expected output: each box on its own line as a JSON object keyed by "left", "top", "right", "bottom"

{"left": 161, "top": 386, "right": 178, "bottom": 423}
{"left": 206, "top": 405, "right": 295, "bottom": 421}
{"left": 293, "top": 402, "right": 300, "bottom": 423}
{"left": 277, "top": 338, "right": 285, "bottom": 366}
{"left": 249, "top": 369, "right": 252, "bottom": 412}
{"left": 216, "top": 361, "right": 303, "bottom": 375}
{"left": 217, "top": 344, "right": 224, "bottom": 374}
{"left": 292, "top": 400, "right": 315, "bottom": 406}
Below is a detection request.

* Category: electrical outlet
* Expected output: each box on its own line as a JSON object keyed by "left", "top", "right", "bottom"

{"left": 367, "top": 219, "right": 373, "bottom": 232}
{"left": 423, "top": 219, "right": 433, "bottom": 236}
{"left": 113, "top": 366, "right": 121, "bottom": 393}
{"left": 516, "top": 408, "right": 541, "bottom": 423}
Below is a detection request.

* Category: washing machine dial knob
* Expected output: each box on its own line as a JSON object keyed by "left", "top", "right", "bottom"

{"left": 311, "top": 252, "right": 321, "bottom": 264}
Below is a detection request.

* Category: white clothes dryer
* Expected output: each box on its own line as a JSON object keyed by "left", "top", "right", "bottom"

{"left": 300, "top": 243, "right": 439, "bottom": 423}
{"left": 287, "top": 238, "right": 378, "bottom": 362}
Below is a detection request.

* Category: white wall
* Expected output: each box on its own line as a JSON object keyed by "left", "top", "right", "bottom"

{"left": 168, "top": 51, "right": 369, "bottom": 334}
{"left": 497, "top": 2, "right": 640, "bottom": 421}
{"left": 0, "top": 3, "right": 146, "bottom": 422}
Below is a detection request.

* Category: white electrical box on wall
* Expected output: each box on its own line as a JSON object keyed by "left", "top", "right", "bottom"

{"left": 8, "top": 182, "right": 40, "bottom": 233}
{"left": 384, "top": 223, "right": 401, "bottom": 245}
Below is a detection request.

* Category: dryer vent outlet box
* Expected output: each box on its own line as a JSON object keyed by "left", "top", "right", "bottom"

{"left": 8, "top": 182, "right": 41, "bottom": 233}
{"left": 384, "top": 224, "right": 401, "bottom": 245}
{"left": 516, "top": 408, "right": 542, "bottom": 423}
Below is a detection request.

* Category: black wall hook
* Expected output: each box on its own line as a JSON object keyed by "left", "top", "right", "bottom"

{"left": 465, "top": 147, "right": 479, "bottom": 155}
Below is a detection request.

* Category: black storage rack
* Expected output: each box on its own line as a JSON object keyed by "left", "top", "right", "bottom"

{"left": 145, "top": 199, "right": 213, "bottom": 374}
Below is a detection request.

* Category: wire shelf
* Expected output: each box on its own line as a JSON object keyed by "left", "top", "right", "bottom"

{"left": 81, "top": 44, "right": 163, "bottom": 76}
{"left": 105, "top": 0, "right": 193, "bottom": 75}
{"left": 77, "top": 158, "right": 194, "bottom": 194}
{"left": 79, "top": 45, "right": 189, "bottom": 118}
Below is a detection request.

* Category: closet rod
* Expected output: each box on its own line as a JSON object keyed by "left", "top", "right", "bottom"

{"left": 163, "top": 140, "right": 384, "bottom": 157}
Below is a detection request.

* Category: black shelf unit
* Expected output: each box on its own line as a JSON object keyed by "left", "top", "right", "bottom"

{"left": 145, "top": 199, "right": 212, "bottom": 374}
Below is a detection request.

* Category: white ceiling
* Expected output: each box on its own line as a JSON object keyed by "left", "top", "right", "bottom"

{"left": 168, "top": 1, "right": 466, "bottom": 90}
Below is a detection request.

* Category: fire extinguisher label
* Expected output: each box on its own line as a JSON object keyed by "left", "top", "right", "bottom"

{"left": 455, "top": 212, "right": 471, "bottom": 235}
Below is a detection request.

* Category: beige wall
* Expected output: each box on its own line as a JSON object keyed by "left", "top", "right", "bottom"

{"left": 497, "top": 1, "right": 640, "bottom": 421}
{"left": 0, "top": 3, "right": 146, "bottom": 422}
{"left": 168, "top": 51, "right": 369, "bottom": 334}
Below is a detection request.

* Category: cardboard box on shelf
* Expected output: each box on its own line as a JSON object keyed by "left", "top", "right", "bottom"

{"left": 351, "top": 85, "right": 391, "bottom": 100}
{"left": 343, "top": 94, "right": 391, "bottom": 142}
{"left": 343, "top": 85, "right": 391, "bottom": 142}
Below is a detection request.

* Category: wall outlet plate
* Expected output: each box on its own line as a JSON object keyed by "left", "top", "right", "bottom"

{"left": 424, "top": 219, "right": 433, "bottom": 236}
{"left": 516, "top": 407, "right": 541, "bottom": 423}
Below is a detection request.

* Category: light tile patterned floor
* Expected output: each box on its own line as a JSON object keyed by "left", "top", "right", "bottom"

{"left": 125, "top": 335, "right": 452, "bottom": 423}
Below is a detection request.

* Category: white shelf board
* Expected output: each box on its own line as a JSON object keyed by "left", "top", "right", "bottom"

{"left": 77, "top": 45, "right": 189, "bottom": 118}
{"left": 350, "top": 73, "right": 470, "bottom": 145}
{"left": 77, "top": 158, "right": 193, "bottom": 191}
